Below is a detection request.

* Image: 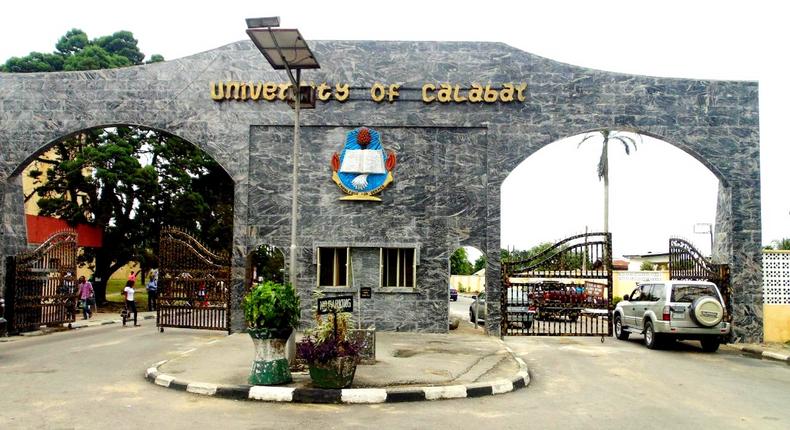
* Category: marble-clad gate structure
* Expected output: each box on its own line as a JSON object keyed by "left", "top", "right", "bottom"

{"left": 0, "top": 41, "right": 762, "bottom": 341}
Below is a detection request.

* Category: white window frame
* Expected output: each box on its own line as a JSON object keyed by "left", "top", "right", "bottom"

{"left": 380, "top": 247, "right": 416, "bottom": 288}
{"left": 316, "top": 247, "right": 350, "bottom": 288}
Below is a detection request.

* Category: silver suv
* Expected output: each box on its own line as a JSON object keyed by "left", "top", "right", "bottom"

{"left": 613, "top": 280, "right": 730, "bottom": 352}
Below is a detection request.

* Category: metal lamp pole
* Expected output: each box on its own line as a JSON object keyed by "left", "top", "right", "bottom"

{"left": 246, "top": 17, "right": 319, "bottom": 288}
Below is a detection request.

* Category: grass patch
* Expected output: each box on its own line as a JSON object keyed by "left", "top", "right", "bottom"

{"left": 105, "top": 278, "right": 148, "bottom": 308}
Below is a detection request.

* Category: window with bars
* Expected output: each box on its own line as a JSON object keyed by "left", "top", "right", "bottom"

{"left": 317, "top": 247, "right": 349, "bottom": 287}
{"left": 381, "top": 248, "right": 415, "bottom": 288}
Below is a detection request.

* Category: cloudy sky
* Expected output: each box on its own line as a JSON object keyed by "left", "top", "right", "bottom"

{"left": 1, "top": 0, "right": 786, "bottom": 258}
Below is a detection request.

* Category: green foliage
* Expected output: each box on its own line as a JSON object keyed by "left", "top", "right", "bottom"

{"left": 450, "top": 247, "right": 474, "bottom": 275}
{"left": 2, "top": 28, "right": 162, "bottom": 73}
{"left": 1, "top": 52, "right": 64, "bottom": 72}
{"left": 147, "top": 54, "right": 165, "bottom": 64}
{"left": 502, "top": 242, "right": 589, "bottom": 271}
{"left": 56, "top": 29, "right": 89, "bottom": 55}
{"left": 64, "top": 45, "right": 131, "bottom": 71}
{"left": 251, "top": 245, "right": 285, "bottom": 284}
{"left": 242, "top": 281, "right": 301, "bottom": 330}
{"left": 612, "top": 296, "right": 623, "bottom": 307}
{"left": 473, "top": 255, "right": 486, "bottom": 273}
{"left": 639, "top": 261, "right": 655, "bottom": 271}
{"left": 769, "top": 238, "right": 790, "bottom": 250}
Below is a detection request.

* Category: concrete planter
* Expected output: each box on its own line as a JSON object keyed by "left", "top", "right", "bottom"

{"left": 248, "top": 327, "right": 293, "bottom": 385}
{"left": 308, "top": 356, "right": 358, "bottom": 389}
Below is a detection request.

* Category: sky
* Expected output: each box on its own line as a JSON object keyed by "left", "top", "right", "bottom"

{"left": 1, "top": 0, "right": 786, "bottom": 259}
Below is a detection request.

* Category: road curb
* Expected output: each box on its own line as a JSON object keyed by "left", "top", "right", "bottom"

{"left": 144, "top": 340, "right": 530, "bottom": 404}
{"left": 727, "top": 344, "right": 790, "bottom": 364}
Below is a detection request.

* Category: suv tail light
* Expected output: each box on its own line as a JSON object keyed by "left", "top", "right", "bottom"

{"left": 662, "top": 306, "right": 671, "bottom": 321}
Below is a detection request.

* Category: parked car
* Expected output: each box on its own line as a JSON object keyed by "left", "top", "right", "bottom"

{"left": 469, "top": 292, "right": 486, "bottom": 323}
{"left": 613, "top": 280, "right": 730, "bottom": 352}
{"left": 449, "top": 287, "right": 458, "bottom": 301}
{"left": 471, "top": 292, "right": 534, "bottom": 329}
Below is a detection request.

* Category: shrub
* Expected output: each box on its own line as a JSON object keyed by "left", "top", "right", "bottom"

{"left": 241, "top": 281, "right": 300, "bottom": 330}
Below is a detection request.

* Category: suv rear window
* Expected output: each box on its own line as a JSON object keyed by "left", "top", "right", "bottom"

{"left": 671, "top": 284, "right": 719, "bottom": 303}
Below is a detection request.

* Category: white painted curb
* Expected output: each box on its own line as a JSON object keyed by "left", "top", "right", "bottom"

{"left": 155, "top": 374, "right": 175, "bottom": 387}
{"left": 341, "top": 388, "right": 388, "bottom": 404}
{"left": 187, "top": 382, "right": 218, "bottom": 396}
{"left": 249, "top": 386, "right": 294, "bottom": 402}
{"left": 423, "top": 385, "right": 467, "bottom": 400}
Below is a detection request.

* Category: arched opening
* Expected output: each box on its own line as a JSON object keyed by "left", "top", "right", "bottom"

{"left": 449, "top": 246, "right": 485, "bottom": 330}
{"left": 246, "top": 244, "right": 286, "bottom": 288}
{"left": 6, "top": 124, "right": 233, "bottom": 330}
{"left": 500, "top": 130, "right": 722, "bottom": 336}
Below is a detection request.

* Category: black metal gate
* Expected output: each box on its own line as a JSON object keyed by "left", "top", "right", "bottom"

{"left": 501, "top": 232, "right": 613, "bottom": 336}
{"left": 157, "top": 227, "right": 231, "bottom": 333}
{"left": 4, "top": 230, "right": 78, "bottom": 333}
{"left": 669, "top": 237, "right": 731, "bottom": 317}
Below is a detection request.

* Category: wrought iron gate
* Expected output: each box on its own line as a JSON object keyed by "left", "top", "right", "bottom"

{"left": 501, "top": 232, "right": 613, "bottom": 336}
{"left": 669, "top": 237, "right": 731, "bottom": 317}
{"left": 157, "top": 227, "right": 231, "bottom": 332}
{"left": 4, "top": 230, "right": 78, "bottom": 333}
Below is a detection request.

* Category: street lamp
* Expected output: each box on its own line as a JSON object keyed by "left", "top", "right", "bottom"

{"left": 246, "top": 17, "right": 320, "bottom": 288}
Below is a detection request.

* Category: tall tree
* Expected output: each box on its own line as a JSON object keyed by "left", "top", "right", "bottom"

{"left": 30, "top": 126, "right": 233, "bottom": 303}
{"left": 577, "top": 129, "right": 639, "bottom": 234}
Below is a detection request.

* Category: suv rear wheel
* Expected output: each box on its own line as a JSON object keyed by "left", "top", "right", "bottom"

{"left": 644, "top": 321, "right": 661, "bottom": 350}
{"left": 614, "top": 315, "right": 629, "bottom": 340}
{"left": 700, "top": 337, "right": 720, "bottom": 352}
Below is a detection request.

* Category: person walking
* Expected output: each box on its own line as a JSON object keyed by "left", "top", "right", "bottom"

{"left": 123, "top": 280, "right": 139, "bottom": 327}
{"left": 77, "top": 276, "right": 94, "bottom": 319}
{"left": 146, "top": 275, "right": 158, "bottom": 311}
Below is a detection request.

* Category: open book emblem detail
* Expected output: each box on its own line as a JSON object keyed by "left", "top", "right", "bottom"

{"left": 331, "top": 127, "right": 396, "bottom": 201}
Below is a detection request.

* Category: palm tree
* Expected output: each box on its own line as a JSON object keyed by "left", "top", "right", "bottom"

{"left": 577, "top": 129, "right": 640, "bottom": 235}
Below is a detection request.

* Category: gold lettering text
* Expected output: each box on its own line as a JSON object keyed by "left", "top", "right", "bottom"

{"left": 515, "top": 83, "right": 528, "bottom": 102}
{"left": 387, "top": 84, "right": 400, "bottom": 102}
{"left": 422, "top": 83, "right": 436, "bottom": 103}
{"left": 334, "top": 83, "right": 350, "bottom": 102}
{"left": 262, "top": 83, "right": 277, "bottom": 101}
{"left": 248, "top": 83, "right": 263, "bottom": 100}
{"left": 437, "top": 83, "right": 453, "bottom": 103}
{"left": 316, "top": 83, "right": 332, "bottom": 101}
{"left": 277, "top": 83, "right": 291, "bottom": 101}
{"left": 483, "top": 84, "right": 498, "bottom": 103}
{"left": 468, "top": 84, "right": 483, "bottom": 103}
{"left": 370, "top": 82, "right": 386, "bottom": 102}
{"left": 452, "top": 85, "right": 467, "bottom": 103}
{"left": 225, "top": 81, "right": 242, "bottom": 100}
{"left": 499, "top": 83, "right": 514, "bottom": 102}
{"left": 210, "top": 81, "right": 225, "bottom": 100}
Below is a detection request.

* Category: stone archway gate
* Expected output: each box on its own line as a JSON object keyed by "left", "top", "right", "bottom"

{"left": 0, "top": 39, "right": 762, "bottom": 340}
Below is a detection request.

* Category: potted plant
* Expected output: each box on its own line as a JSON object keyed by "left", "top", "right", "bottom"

{"left": 241, "top": 280, "right": 301, "bottom": 385}
{"left": 296, "top": 304, "right": 366, "bottom": 389}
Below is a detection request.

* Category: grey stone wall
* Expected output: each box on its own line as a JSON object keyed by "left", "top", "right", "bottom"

{"left": 0, "top": 40, "right": 762, "bottom": 341}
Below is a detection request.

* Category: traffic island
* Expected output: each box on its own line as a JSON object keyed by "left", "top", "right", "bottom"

{"left": 143, "top": 331, "right": 530, "bottom": 403}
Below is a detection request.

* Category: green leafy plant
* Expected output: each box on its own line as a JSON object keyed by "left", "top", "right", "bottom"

{"left": 241, "top": 281, "right": 301, "bottom": 330}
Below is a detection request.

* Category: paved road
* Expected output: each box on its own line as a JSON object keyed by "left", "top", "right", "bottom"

{"left": 1, "top": 322, "right": 789, "bottom": 429}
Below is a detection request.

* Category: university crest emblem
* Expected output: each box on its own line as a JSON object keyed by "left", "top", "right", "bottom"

{"left": 331, "top": 127, "right": 396, "bottom": 201}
